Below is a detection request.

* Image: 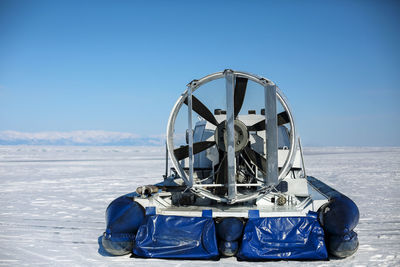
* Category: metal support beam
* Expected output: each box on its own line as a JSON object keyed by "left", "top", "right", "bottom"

{"left": 298, "top": 137, "right": 307, "bottom": 178}
{"left": 225, "top": 70, "right": 237, "bottom": 202}
{"left": 187, "top": 86, "right": 194, "bottom": 188}
{"left": 164, "top": 141, "right": 168, "bottom": 179}
{"left": 265, "top": 84, "right": 278, "bottom": 186}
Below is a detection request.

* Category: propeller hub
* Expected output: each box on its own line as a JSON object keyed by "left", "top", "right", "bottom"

{"left": 214, "top": 119, "right": 249, "bottom": 153}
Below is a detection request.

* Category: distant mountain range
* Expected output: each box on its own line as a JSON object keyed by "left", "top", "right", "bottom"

{"left": 0, "top": 131, "right": 166, "bottom": 146}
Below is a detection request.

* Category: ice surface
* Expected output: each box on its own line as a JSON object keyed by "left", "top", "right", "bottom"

{"left": 0, "top": 146, "right": 399, "bottom": 266}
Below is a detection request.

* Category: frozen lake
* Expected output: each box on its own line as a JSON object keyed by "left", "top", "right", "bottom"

{"left": 0, "top": 146, "right": 399, "bottom": 266}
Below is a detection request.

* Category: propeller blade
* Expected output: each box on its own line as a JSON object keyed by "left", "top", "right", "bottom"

{"left": 277, "top": 111, "right": 290, "bottom": 125}
{"left": 234, "top": 77, "right": 248, "bottom": 118}
{"left": 244, "top": 146, "right": 266, "bottom": 173}
{"left": 247, "top": 119, "right": 265, "bottom": 131}
{"left": 174, "top": 141, "right": 216, "bottom": 161}
{"left": 184, "top": 95, "right": 219, "bottom": 126}
{"left": 247, "top": 111, "right": 290, "bottom": 131}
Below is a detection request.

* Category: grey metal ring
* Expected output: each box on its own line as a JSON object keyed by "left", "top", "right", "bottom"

{"left": 166, "top": 70, "right": 297, "bottom": 203}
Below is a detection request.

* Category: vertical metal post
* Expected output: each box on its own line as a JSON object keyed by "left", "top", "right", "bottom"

{"left": 265, "top": 84, "right": 278, "bottom": 186}
{"left": 187, "top": 86, "right": 194, "bottom": 187}
{"left": 164, "top": 141, "right": 168, "bottom": 179}
{"left": 225, "top": 70, "right": 237, "bottom": 202}
{"left": 298, "top": 137, "right": 307, "bottom": 178}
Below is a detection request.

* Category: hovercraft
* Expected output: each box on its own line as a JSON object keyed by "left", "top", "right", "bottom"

{"left": 101, "top": 70, "right": 359, "bottom": 260}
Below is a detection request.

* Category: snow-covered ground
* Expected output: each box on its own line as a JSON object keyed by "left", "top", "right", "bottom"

{"left": 0, "top": 146, "right": 399, "bottom": 266}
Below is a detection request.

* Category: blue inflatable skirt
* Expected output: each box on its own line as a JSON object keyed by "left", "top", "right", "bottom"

{"left": 237, "top": 212, "right": 328, "bottom": 260}
{"left": 133, "top": 214, "right": 219, "bottom": 259}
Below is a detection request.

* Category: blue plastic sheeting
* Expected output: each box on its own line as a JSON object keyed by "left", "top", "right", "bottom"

{"left": 133, "top": 215, "right": 219, "bottom": 259}
{"left": 237, "top": 212, "right": 328, "bottom": 260}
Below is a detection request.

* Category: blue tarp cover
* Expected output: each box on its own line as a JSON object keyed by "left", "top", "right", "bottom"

{"left": 133, "top": 215, "right": 219, "bottom": 259}
{"left": 237, "top": 212, "right": 328, "bottom": 260}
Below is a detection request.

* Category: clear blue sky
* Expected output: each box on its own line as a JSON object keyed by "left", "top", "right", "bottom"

{"left": 0, "top": 0, "right": 399, "bottom": 146}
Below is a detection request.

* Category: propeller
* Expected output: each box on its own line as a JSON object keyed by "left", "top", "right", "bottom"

{"left": 174, "top": 141, "right": 216, "bottom": 161}
{"left": 247, "top": 111, "right": 290, "bottom": 131}
{"left": 178, "top": 76, "right": 283, "bottom": 183}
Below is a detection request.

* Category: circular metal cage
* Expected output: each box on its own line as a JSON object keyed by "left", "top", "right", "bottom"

{"left": 166, "top": 70, "right": 297, "bottom": 204}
